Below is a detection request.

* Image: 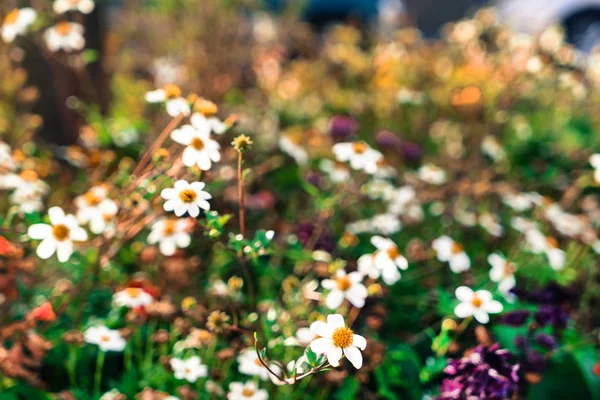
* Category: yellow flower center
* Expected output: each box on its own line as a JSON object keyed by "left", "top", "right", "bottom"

{"left": 4, "top": 9, "right": 20, "bottom": 25}
{"left": 331, "top": 326, "right": 354, "bottom": 348}
{"left": 451, "top": 242, "right": 464, "bottom": 254}
{"left": 194, "top": 98, "right": 218, "bottom": 116}
{"left": 163, "top": 84, "right": 181, "bottom": 99}
{"left": 55, "top": 22, "right": 73, "bottom": 36}
{"left": 163, "top": 220, "right": 177, "bottom": 236}
{"left": 336, "top": 276, "right": 352, "bottom": 291}
{"left": 352, "top": 142, "right": 368, "bottom": 154}
{"left": 84, "top": 191, "right": 102, "bottom": 206}
{"left": 503, "top": 262, "right": 515, "bottom": 278}
{"left": 191, "top": 137, "right": 205, "bottom": 151}
{"left": 546, "top": 236, "right": 558, "bottom": 249}
{"left": 254, "top": 358, "right": 264, "bottom": 366}
{"left": 242, "top": 388, "right": 255, "bottom": 397}
{"left": 125, "top": 288, "right": 141, "bottom": 298}
{"left": 19, "top": 169, "right": 38, "bottom": 181}
{"left": 386, "top": 246, "right": 400, "bottom": 260}
{"left": 178, "top": 189, "right": 197, "bottom": 203}
{"left": 471, "top": 295, "right": 483, "bottom": 308}
{"left": 100, "top": 334, "right": 111, "bottom": 343}
{"left": 52, "top": 224, "right": 70, "bottom": 241}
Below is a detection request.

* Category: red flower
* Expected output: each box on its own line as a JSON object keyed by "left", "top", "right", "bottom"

{"left": 29, "top": 302, "right": 56, "bottom": 322}
{"left": 593, "top": 362, "right": 600, "bottom": 377}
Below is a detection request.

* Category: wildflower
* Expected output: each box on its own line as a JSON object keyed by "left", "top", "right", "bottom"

{"left": 206, "top": 310, "right": 230, "bottom": 332}
{"left": 113, "top": 287, "right": 153, "bottom": 309}
{"left": 332, "top": 141, "right": 383, "bottom": 174}
{"left": 191, "top": 98, "right": 227, "bottom": 134}
{"left": 170, "top": 356, "right": 208, "bottom": 383}
{"left": 454, "top": 286, "right": 503, "bottom": 324}
{"left": 524, "top": 229, "right": 566, "bottom": 270}
{"left": 591, "top": 154, "right": 600, "bottom": 184}
{"left": 227, "top": 381, "right": 268, "bottom": 400}
{"left": 44, "top": 22, "right": 85, "bottom": 52}
{"left": 147, "top": 218, "right": 191, "bottom": 256}
{"left": 319, "top": 159, "right": 350, "bottom": 183}
{"left": 481, "top": 135, "right": 506, "bottom": 161}
{"left": 84, "top": 326, "right": 126, "bottom": 352}
{"left": 321, "top": 269, "right": 368, "bottom": 309}
{"left": 439, "top": 344, "right": 519, "bottom": 400}
{"left": 418, "top": 164, "right": 446, "bottom": 185}
{"left": 502, "top": 192, "right": 537, "bottom": 211}
{"left": 1, "top": 8, "right": 36, "bottom": 43}
{"left": 284, "top": 327, "right": 317, "bottom": 346}
{"left": 145, "top": 84, "right": 190, "bottom": 117}
{"left": 358, "top": 236, "right": 408, "bottom": 285}
{"left": 28, "top": 206, "right": 88, "bottom": 262}
{"left": 161, "top": 180, "right": 211, "bottom": 217}
{"left": 237, "top": 347, "right": 281, "bottom": 381}
{"left": 309, "top": 314, "right": 367, "bottom": 369}
{"left": 53, "top": 0, "right": 95, "bottom": 14}
{"left": 232, "top": 134, "right": 253, "bottom": 153}
{"left": 488, "top": 253, "right": 517, "bottom": 297}
{"left": 170, "top": 125, "right": 221, "bottom": 170}
{"left": 75, "top": 186, "right": 118, "bottom": 234}
{"left": 479, "top": 213, "right": 504, "bottom": 237}
{"left": 432, "top": 236, "right": 470, "bottom": 273}
{"left": 329, "top": 115, "right": 359, "bottom": 141}
{"left": 279, "top": 135, "right": 308, "bottom": 164}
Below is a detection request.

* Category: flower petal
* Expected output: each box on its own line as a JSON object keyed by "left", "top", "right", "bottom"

{"left": 344, "top": 346, "right": 363, "bottom": 369}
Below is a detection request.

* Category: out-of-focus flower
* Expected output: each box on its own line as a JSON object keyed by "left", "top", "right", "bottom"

{"left": 432, "top": 236, "right": 470, "bottom": 273}
{"left": 503, "top": 192, "right": 537, "bottom": 212}
{"left": 1, "top": 8, "right": 36, "bottom": 43}
{"left": 319, "top": 159, "right": 351, "bottom": 183}
{"left": 84, "top": 326, "right": 126, "bottom": 352}
{"left": 44, "top": 22, "right": 85, "bottom": 52}
{"left": 161, "top": 180, "right": 211, "bottom": 217}
{"left": 481, "top": 136, "right": 506, "bottom": 162}
{"left": 191, "top": 98, "right": 227, "bottom": 135}
{"left": 170, "top": 356, "right": 208, "bottom": 383}
{"left": 227, "top": 381, "right": 268, "bottom": 400}
{"left": 147, "top": 219, "right": 191, "bottom": 256}
{"left": 113, "top": 288, "right": 154, "bottom": 309}
{"left": 479, "top": 213, "right": 504, "bottom": 237}
{"left": 439, "top": 344, "right": 519, "bottom": 399}
{"left": 524, "top": 230, "right": 565, "bottom": 270}
{"left": 53, "top": 0, "right": 95, "bottom": 14}
{"left": 358, "top": 236, "right": 408, "bottom": 285}
{"left": 237, "top": 348, "right": 281, "bottom": 382}
{"left": 332, "top": 141, "right": 383, "bottom": 174}
{"left": 309, "top": 314, "right": 367, "bottom": 369}
{"left": 171, "top": 125, "right": 220, "bottom": 170}
{"left": 145, "top": 84, "right": 190, "bottom": 117}
{"left": 75, "top": 186, "right": 118, "bottom": 234}
{"left": 329, "top": 116, "right": 359, "bottom": 142}
{"left": 590, "top": 154, "right": 600, "bottom": 184}
{"left": 418, "top": 164, "right": 446, "bottom": 185}
{"left": 28, "top": 207, "right": 88, "bottom": 262}
{"left": 454, "top": 286, "right": 503, "bottom": 324}
{"left": 321, "top": 269, "right": 368, "bottom": 309}
{"left": 488, "top": 253, "right": 516, "bottom": 297}
{"left": 279, "top": 135, "right": 308, "bottom": 165}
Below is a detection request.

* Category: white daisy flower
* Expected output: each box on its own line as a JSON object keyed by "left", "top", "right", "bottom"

{"left": 0, "top": 141, "right": 15, "bottom": 171}
{"left": 161, "top": 180, "right": 211, "bottom": 217}
{"left": 432, "top": 236, "right": 470, "bottom": 273}
{"left": 332, "top": 141, "right": 383, "bottom": 174}
{"left": 170, "top": 125, "right": 220, "bottom": 170}
{"left": 319, "top": 159, "right": 350, "bottom": 183}
{"left": 53, "top": 0, "right": 95, "bottom": 14}
{"left": 84, "top": 326, "right": 126, "bottom": 352}
{"left": 227, "top": 381, "right": 268, "bottom": 400}
{"left": 1, "top": 8, "right": 36, "bottom": 43}
{"left": 27, "top": 206, "right": 88, "bottom": 262}
{"left": 418, "top": 164, "right": 447, "bottom": 185}
{"left": 237, "top": 348, "right": 281, "bottom": 382}
{"left": 10, "top": 187, "right": 45, "bottom": 215}
{"left": 502, "top": 192, "right": 536, "bottom": 212}
{"left": 481, "top": 135, "right": 506, "bottom": 161}
{"left": 321, "top": 269, "right": 368, "bottom": 309}
{"left": 479, "top": 213, "right": 504, "bottom": 237}
{"left": 488, "top": 253, "right": 516, "bottom": 295}
{"left": 510, "top": 216, "right": 538, "bottom": 233}
{"left": 170, "top": 356, "right": 208, "bottom": 383}
{"left": 190, "top": 98, "right": 227, "bottom": 134}
{"left": 147, "top": 218, "right": 191, "bottom": 256}
{"left": 279, "top": 136, "right": 308, "bottom": 165}
{"left": 453, "top": 286, "right": 503, "bottom": 324}
{"left": 370, "top": 213, "right": 402, "bottom": 235}
{"left": 145, "top": 84, "right": 190, "bottom": 117}
{"left": 113, "top": 287, "right": 153, "bottom": 309}
{"left": 591, "top": 154, "right": 600, "bottom": 184}
{"left": 75, "top": 186, "right": 118, "bottom": 234}
{"left": 525, "top": 229, "right": 566, "bottom": 270}
{"left": 5, "top": 170, "right": 49, "bottom": 194}
{"left": 44, "top": 22, "right": 85, "bottom": 52}
{"left": 309, "top": 314, "right": 367, "bottom": 369}
{"left": 358, "top": 236, "right": 408, "bottom": 285}
{"left": 284, "top": 327, "right": 317, "bottom": 347}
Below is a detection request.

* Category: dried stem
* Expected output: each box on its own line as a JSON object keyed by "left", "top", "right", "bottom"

{"left": 237, "top": 151, "right": 246, "bottom": 237}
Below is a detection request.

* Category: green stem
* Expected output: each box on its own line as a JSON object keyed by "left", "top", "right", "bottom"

{"left": 94, "top": 349, "right": 106, "bottom": 397}
{"left": 67, "top": 345, "right": 77, "bottom": 388}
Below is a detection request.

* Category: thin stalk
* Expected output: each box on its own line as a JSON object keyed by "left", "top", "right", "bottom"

{"left": 93, "top": 349, "right": 106, "bottom": 397}
{"left": 237, "top": 151, "right": 246, "bottom": 237}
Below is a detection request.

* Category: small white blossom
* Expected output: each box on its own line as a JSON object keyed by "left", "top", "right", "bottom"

{"left": 432, "top": 236, "right": 470, "bottom": 273}
{"left": 321, "top": 269, "right": 368, "bottom": 309}
{"left": 319, "top": 159, "right": 350, "bottom": 183}
{"left": 1, "top": 8, "right": 36, "bottom": 43}
{"left": 84, "top": 326, "right": 126, "bottom": 352}
{"left": 358, "top": 236, "right": 408, "bottom": 285}
{"left": 453, "top": 286, "right": 503, "bottom": 324}
{"left": 147, "top": 218, "right": 191, "bottom": 256}
{"left": 237, "top": 348, "right": 281, "bottom": 382}
{"left": 75, "top": 186, "right": 118, "bottom": 234}
{"left": 309, "top": 314, "right": 367, "bottom": 369}
{"left": 170, "top": 356, "right": 208, "bottom": 383}
{"left": 44, "top": 22, "right": 85, "bottom": 52}
{"left": 113, "top": 287, "right": 153, "bottom": 309}
{"left": 227, "top": 381, "right": 268, "bottom": 400}
{"left": 332, "top": 141, "right": 383, "bottom": 174}
{"left": 145, "top": 84, "right": 190, "bottom": 117}
{"left": 488, "top": 253, "right": 516, "bottom": 295}
{"left": 53, "top": 0, "right": 95, "bottom": 14}
{"left": 170, "top": 125, "right": 220, "bottom": 170}
{"left": 161, "top": 180, "right": 211, "bottom": 217}
{"left": 418, "top": 164, "right": 446, "bottom": 185}
{"left": 525, "top": 229, "right": 566, "bottom": 270}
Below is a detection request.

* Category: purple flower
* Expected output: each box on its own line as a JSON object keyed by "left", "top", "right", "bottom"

{"left": 500, "top": 310, "right": 530, "bottom": 327}
{"left": 535, "top": 333, "right": 557, "bottom": 350}
{"left": 524, "top": 351, "right": 546, "bottom": 372}
{"left": 438, "top": 344, "right": 520, "bottom": 400}
{"left": 375, "top": 130, "right": 423, "bottom": 161}
{"left": 296, "top": 222, "right": 335, "bottom": 252}
{"left": 329, "top": 116, "right": 359, "bottom": 141}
